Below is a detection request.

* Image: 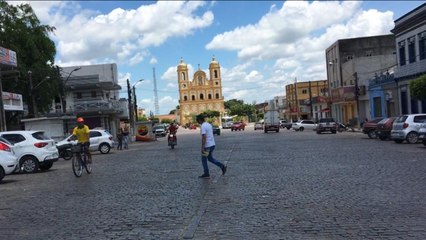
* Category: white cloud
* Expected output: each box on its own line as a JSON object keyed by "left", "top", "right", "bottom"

{"left": 150, "top": 57, "right": 158, "bottom": 65}
{"left": 29, "top": 1, "right": 214, "bottom": 66}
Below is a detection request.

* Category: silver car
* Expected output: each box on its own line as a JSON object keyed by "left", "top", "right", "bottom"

{"left": 57, "top": 129, "right": 115, "bottom": 154}
{"left": 292, "top": 120, "right": 317, "bottom": 131}
{"left": 391, "top": 114, "right": 426, "bottom": 144}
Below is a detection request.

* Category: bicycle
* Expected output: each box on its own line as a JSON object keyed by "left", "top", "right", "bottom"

{"left": 71, "top": 143, "right": 92, "bottom": 177}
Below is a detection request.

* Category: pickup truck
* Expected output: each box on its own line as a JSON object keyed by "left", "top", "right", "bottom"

{"left": 280, "top": 120, "right": 292, "bottom": 130}
{"left": 316, "top": 118, "right": 337, "bottom": 134}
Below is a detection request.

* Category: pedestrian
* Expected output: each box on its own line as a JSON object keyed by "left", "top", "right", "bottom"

{"left": 196, "top": 114, "right": 227, "bottom": 179}
{"left": 122, "top": 125, "right": 130, "bottom": 149}
{"left": 116, "top": 128, "right": 123, "bottom": 150}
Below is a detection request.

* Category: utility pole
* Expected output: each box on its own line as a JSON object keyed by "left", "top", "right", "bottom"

{"left": 133, "top": 85, "right": 138, "bottom": 121}
{"left": 309, "top": 81, "right": 313, "bottom": 120}
{"left": 294, "top": 77, "right": 299, "bottom": 120}
{"left": 127, "top": 79, "right": 133, "bottom": 134}
{"left": 153, "top": 68, "right": 159, "bottom": 115}
{"left": 28, "top": 70, "right": 38, "bottom": 118}
{"left": 0, "top": 68, "right": 6, "bottom": 131}
{"left": 354, "top": 72, "right": 360, "bottom": 126}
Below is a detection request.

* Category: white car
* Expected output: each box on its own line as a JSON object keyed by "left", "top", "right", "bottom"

{"left": 0, "top": 137, "right": 18, "bottom": 181}
{"left": 56, "top": 129, "right": 115, "bottom": 154}
{"left": 0, "top": 131, "right": 59, "bottom": 173}
{"left": 292, "top": 120, "right": 317, "bottom": 131}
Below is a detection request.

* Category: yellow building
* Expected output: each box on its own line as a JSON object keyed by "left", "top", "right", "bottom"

{"left": 285, "top": 80, "right": 329, "bottom": 121}
{"left": 177, "top": 57, "right": 225, "bottom": 125}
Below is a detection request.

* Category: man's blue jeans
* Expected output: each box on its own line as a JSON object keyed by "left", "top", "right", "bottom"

{"left": 201, "top": 145, "right": 224, "bottom": 175}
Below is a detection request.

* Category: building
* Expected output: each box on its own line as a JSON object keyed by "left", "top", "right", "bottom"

{"left": 273, "top": 96, "right": 286, "bottom": 119}
{"left": 326, "top": 34, "right": 396, "bottom": 126}
{"left": 391, "top": 3, "right": 426, "bottom": 114}
{"left": 177, "top": 57, "right": 225, "bottom": 125}
{"left": 59, "top": 63, "right": 122, "bottom": 135}
{"left": 285, "top": 80, "right": 328, "bottom": 121}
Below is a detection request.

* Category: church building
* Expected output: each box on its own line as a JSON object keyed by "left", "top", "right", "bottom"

{"left": 177, "top": 57, "right": 225, "bottom": 125}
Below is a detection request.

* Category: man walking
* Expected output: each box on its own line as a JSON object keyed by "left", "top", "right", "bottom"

{"left": 196, "top": 114, "right": 227, "bottom": 179}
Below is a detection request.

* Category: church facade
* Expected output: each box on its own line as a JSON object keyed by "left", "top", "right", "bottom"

{"left": 177, "top": 57, "right": 225, "bottom": 126}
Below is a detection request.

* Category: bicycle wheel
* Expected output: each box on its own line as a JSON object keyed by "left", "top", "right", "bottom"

{"left": 84, "top": 154, "right": 92, "bottom": 174}
{"left": 72, "top": 153, "right": 83, "bottom": 177}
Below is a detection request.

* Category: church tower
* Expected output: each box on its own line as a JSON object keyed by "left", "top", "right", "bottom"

{"left": 177, "top": 57, "right": 225, "bottom": 125}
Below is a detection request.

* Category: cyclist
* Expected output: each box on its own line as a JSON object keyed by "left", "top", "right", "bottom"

{"left": 68, "top": 117, "right": 92, "bottom": 164}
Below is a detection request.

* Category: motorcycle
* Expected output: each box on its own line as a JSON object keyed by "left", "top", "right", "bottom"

{"left": 168, "top": 133, "right": 177, "bottom": 149}
{"left": 57, "top": 143, "right": 73, "bottom": 160}
{"left": 337, "top": 123, "right": 348, "bottom": 132}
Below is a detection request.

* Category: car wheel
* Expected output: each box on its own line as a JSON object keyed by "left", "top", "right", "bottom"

{"left": 300, "top": 127, "right": 304, "bottom": 131}
{"left": 367, "top": 131, "right": 377, "bottom": 139}
{"left": 99, "top": 143, "right": 111, "bottom": 154}
{"left": 379, "top": 136, "right": 387, "bottom": 141}
{"left": 0, "top": 167, "right": 5, "bottom": 181}
{"left": 286, "top": 127, "right": 290, "bottom": 130}
{"left": 39, "top": 162, "right": 53, "bottom": 171}
{"left": 406, "top": 132, "right": 418, "bottom": 144}
{"left": 423, "top": 140, "right": 426, "bottom": 146}
{"left": 332, "top": 131, "right": 336, "bottom": 134}
{"left": 394, "top": 139, "right": 403, "bottom": 144}
{"left": 20, "top": 156, "right": 39, "bottom": 173}
{"left": 316, "top": 131, "right": 321, "bottom": 134}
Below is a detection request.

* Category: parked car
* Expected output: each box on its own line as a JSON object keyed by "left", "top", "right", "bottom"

{"left": 231, "top": 122, "right": 245, "bottom": 131}
{"left": 0, "top": 131, "right": 59, "bottom": 173}
{"left": 57, "top": 129, "right": 115, "bottom": 154}
{"left": 0, "top": 137, "right": 18, "bottom": 181}
{"left": 316, "top": 118, "right": 337, "bottom": 134}
{"left": 254, "top": 122, "right": 263, "bottom": 130}
{"left": 292, "top": 120, "right": 316, "bottom": 131}
{"left": 153, "top": 125, "right": 167, "bottom": 137}
{"left": 375, "top": 117, "right": 396, "bottom": 140}
{"left": 362, "top": 118, "right": 383, "bottom": 139}
{"left": 391, "top": 114, "right": 426, "bottom": 144}
{"left": 280, "top": 120, "right": 292, "bottom": 130}
{"left": 417, "top": 120, "right": 426, "bottom": 146}
{"left": 213, "top": 125, "right": 221, "bottom": 135}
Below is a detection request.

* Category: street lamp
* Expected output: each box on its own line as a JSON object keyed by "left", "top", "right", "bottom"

{"left": 60, "top": 66, "right": 81, "bottom": 114}
{"left": 132, "top": 79, "right": 144, "bottom": 121}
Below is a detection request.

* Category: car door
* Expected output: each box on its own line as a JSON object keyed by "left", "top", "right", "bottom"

{"left": 304, "top": 120, "right": 316, "bottom": 130}
{"left": 89, "top": 131, "right": 102, "bottom": 151}
{"left": 0, "top": 133, "right": 28, "bottom": 160}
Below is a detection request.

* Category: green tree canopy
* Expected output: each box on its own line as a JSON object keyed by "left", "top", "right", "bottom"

{"left": 225, "top": 99, "right": 255, "bottom": 117}
{"left": 0, "top": 0, "right": 58, "bottom": 116}
{"left": 410, "top": 74, "right": 426, "bottom": 100}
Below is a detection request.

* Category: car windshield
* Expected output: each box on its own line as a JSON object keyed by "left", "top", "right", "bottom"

{"left": 319, "top": 118, "right": 335, "bottom": 122}
{"left": 32, "top": 131, "right": 51, "bottom": 140}
{"left": 154, "top": 126, "right": 165, "bottom": 130}
{"left": 395, "top": 116, "right": 408, "bottom": 123}
{"left": 378, "top": 118, "right": 389, "bottom": 124}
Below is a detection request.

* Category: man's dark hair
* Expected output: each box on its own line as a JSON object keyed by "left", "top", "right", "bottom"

{"left": 196, "top": 114, "right": 205, "bottom": 122}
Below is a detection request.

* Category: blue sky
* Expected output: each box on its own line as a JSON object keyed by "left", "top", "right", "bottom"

{"left": 12, "top": 1, "right": 425, "bottom": 115}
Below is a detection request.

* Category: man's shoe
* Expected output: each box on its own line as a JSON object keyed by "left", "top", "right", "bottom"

{"left": 198, "top": 174, "right": 210, "bottom": 179}
{"left": 221, "top": 165, "right": 227, "bottom": 175}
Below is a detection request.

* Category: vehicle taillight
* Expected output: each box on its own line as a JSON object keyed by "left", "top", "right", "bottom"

{"left": 403, "top": 123, "right": 409, "bottom": 129}
{"left": 0, "top": 142, "right": 11, "bottom": 152}
{"left": 34, "top": 142, "right": 48, "bottom": 148}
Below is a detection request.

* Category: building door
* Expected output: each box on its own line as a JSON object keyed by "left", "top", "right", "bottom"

{"left": 373, "top": 97, "right": 382, "bottom": 118}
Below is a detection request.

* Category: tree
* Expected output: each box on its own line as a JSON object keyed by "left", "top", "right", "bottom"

{"left": 201, "top": 110, "right": 220, "bottom": 118}
{"left": 0, "top": 1, "right": 58, "bottom": 116}
{"left": 410, "top": 74, "right": 426, "bottom": 100}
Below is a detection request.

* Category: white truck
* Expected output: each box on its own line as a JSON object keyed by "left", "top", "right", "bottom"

{"left": 264, "top": 110, "right": 280, "bottom": 133}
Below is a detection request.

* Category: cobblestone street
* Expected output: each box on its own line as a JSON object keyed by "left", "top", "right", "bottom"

{"left": 1, "top": 127, "right": 426, "bottom": 239}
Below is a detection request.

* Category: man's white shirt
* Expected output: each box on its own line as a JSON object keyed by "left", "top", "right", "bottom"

{"left": 200, "top": 122, "right": 215, "bottom": 148}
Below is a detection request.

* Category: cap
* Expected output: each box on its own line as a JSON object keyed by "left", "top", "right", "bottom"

{"left": 77, "top": 117, "right": 84, "bottom": 123}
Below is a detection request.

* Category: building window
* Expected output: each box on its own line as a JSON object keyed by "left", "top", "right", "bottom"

{"left": 200, "top": 94, "right": 204, "bottom": 100}
{"left": 399, "top": 40, "right": 406, "bottom": 66}
{"left": 302, "top": 89, "right": 307, "bottom": 94}
{"left": 208, "top": 94, "right": 212, "bottom": 99}
{"left": 76, "top": 92, "right": 82, "bottom": 99}
{"left": 215, "top": 93, "right": 219, "bottom": 99}
{"left": 408, "top": 36, "right": 416, "bottom": 63}
{"left": 181, "top": 72, "right": 186, "bottom": 81}
{"left": 91, "top": 91, "right": 97, "bottom": 98}
{"left": 419, "top": 31, "right": 426, "bottom": 60}
{"left": 192, "top": 95, "right": 195, "bottom": 101}
{"left": 214, "top": 70, "right": 218, "bottom": 78}
{"left": 346, "top": 55, "right": 353, "bottom": 61}
{"left": 184, "top": 96, "right": 188, "bottom": 101}
{"left": 215, "top": 81, "right": 219, "bottom": 85}
{"left": 365, "top": 51, "right": 372, "bottom": 57}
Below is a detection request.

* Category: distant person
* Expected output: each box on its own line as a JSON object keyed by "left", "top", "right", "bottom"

{"left": 116, "top": 128, "right": 123, "bottom": 150}
{"left": 122, "top": 125, "right": 130, "bottom": 149}
{"left": 196, "top": 114, "right": 227, "bottom": 179}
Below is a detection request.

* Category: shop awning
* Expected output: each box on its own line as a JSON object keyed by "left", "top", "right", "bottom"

{"left": 320, "top": 108, "right": 330, "bottom": 113}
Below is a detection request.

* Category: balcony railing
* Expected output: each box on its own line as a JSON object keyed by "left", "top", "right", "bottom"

{"left": 368, "top": 73, "right": 395, "bottom": 87}
{"left": 73, "top": 100, "right": 122, "bottom": 114}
